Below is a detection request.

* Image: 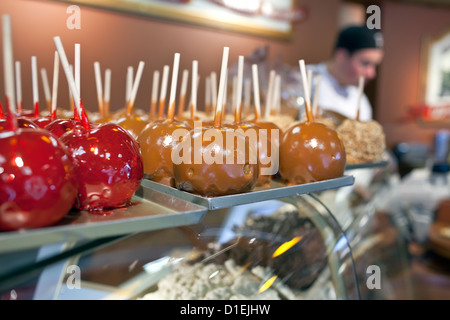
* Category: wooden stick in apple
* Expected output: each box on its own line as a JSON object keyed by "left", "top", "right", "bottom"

{"left": 210, "top": 71, "right": 217, "bottom": 116}
{"left": 299, "top": 59, "right": 314, "bottom": 122}
{"left": 220, "top": 71, "right": 228, "bottom": 123}
{"left": 94, "top": 61, "right": 104, "bottom": 117}
{"left": 312, "top": 74, "right": 322, "bottom": 118}
{"left": 149, "top": 69, "right": 159, "bottom": 120}
{"left": 204, "top": 75, "right": 211, "bottom": 116}
{"left": 137, "top": 54, "right": 191, "bottom": 187}
{"left": 157, "top": 65, "right": 169, "bottom": 119}
{"left": 177, "top": 69, "right": 189, "bottom": 119}
{"left": 54, "top": 38, "right": 144, "bottom": 212}
{"left": 273, "top": 74, "right": 281, "bottom": 114}
{"left": 356, "top": 75, "right": 364, "bottom": 121}
{"left": 278, "top": 59, "right": 346, "bottom": 185}
{"left": 252, "top": 64, "right": 262, "bottom": 121}
{"left": 126, "top": 61, "right": 145, "bottom": 116}
{"left": 213, "top": 47, "right": 229, "bottom": 129}
{"left": 50, "top": 51, "right": 59, "bottom": 121}
{"left": 43, "top": 51, "right": 81, "bottom": 137}
{"left": 2, "top": 14, "right": 16, "bottom": 115}
{"left": 166, "top": 53, "right": 180, "bottom": 122}
{"left": 125, "top": 66, "right": 133, "bottom": 106}
{"left": 104, "top": 68, "right": 111, "bottom": 118}
{"left": 31, "top": 56, "right": 40, "bottom": 118}
{"left": 15, "top": 61, "right": 22, "bottom": 114}
{"left": 68, "top": 64, "right": 75, "bottom": 114}
{"left": 243, "top": 78, "right": 251, "bottom": 119}
{"left": 74, "top": 43, "right": 81, "bottom": 108}
{"left": 173, "top": 47, "right": 259, "bottom": 196}
{"left": 53, "top": 36, "right": 88, "bottom": 129}
{"left": 116, "top": 61, "right": 146, "bottom": 138}
{"left": 190, "top": 60, "right": 198, "bottom": 122}
{"left": 234, "top": 55, "right": 244, "bottom": 124}
{"left": 40, "top": 68, "right": 51, "bottom": 112}
{"left": 264, "top": 70, "right": 275, "bottom": 120}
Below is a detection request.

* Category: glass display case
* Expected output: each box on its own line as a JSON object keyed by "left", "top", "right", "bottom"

{"left": 0, "top": 165, "right": 412, "bottom": 300}
{"left": 57, "top": 194, "right": 360, "bottom": 300}
{"left": 316, "top": 156, "right": 415, "bottom": 299}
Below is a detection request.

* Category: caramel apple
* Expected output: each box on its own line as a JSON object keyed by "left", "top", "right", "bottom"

{"left": 115, "top": 113, "right": 147, "bottom": 140}
{"left": 173, "top": 48, "right": 259, "bottom": 196}
{"left": 279, "top": 121, "right": 346, "bottom": 184}
{"left": 223, "top": 56, "right": 277, "bottom": 186}
{"left": 138, "top": 53, "right": 192, "bottom": 187}
{"left": 173, "top": 124, "right": 259, "bottom": 196}
{"left": 0, "top": 113, "right": 77, "bottom": 230}
{"left": 138, "top": 119, "right": 192, "bottom": 186}
{"left": 278, "top": 60, "right": 346, "bottom": 185}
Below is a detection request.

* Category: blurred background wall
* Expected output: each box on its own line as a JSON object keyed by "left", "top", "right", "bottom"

{"left": 2, "top": 0, "right": 450, "bottom": 150}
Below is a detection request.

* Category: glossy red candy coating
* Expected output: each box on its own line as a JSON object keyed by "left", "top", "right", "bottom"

{"left": 60, "top": 122, "right": 144, "bottom": 211}
{"left": 45, "top": 119, "right": 100, "bottom": 138}
{"left": 16, "top": 110, "right": 35, "bottom": 118}
{"left": 0, "top": 118, "right": 39, "bottom": 132}
{"left": 0, "top": 129, "right": 78, "bottom": 231}
{"left": 33, "top": 116, "right": 53, "bottom": 129}
{"left": 45, "top": 118, "right": 79, "bottom": 138}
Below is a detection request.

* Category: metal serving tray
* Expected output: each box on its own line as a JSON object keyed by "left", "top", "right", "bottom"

{"left": 345, "top": 160, "right": 389, "bottom": 170}
{"left": 0, "top": 185, "right": 207, "bottom": 254}
{"left": 141, "top": 175, "right": 355, "bottom": 210}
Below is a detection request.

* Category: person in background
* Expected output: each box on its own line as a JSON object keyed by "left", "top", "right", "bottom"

{"left": 308, "top": 25, "right": 384, "bottom": 122}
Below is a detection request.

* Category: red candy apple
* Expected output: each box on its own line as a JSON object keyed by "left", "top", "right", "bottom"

{"left": 60, "top": 122, "right": 144, "bottom": 211}
{"left": 45, "top": 118, "right": 78, "bottom": 138}
{"left": 45, "top": 108, "right": 99, "bottom": 138}
{"left": 0, "top": 128, "right": 78, "bottom": 231}
{"left": 33, "top": 116, "right": 53, "bottom": 129}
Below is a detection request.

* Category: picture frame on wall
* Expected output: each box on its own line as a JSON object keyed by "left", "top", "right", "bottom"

{"left": 421, "top": 25, "right": 450, "bottom": 122}
{"left": 53, "top": 0, "right": 307, "bottom": 40}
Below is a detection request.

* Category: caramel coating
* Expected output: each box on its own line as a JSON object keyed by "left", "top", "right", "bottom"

{"left": 250, "top": 119, "right": 282, "bottom": 150}
{"left": 138, "top": 119, "right": 192, "bottom": 187}
{"left": 173, "top": 127, "right": 259, "bottom": 196}
{"left": 115, "top": 114, "right": 148, "bottom": 140}
{"left": 223, "top": 121, "right": 278, "bottom": 186}
{"left": 279, "top": 122, "right": 346, "bottom": 184}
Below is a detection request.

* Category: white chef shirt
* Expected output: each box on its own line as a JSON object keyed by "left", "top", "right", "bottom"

{"left": 307, "top": 63, "right": 373, "bottom": 121}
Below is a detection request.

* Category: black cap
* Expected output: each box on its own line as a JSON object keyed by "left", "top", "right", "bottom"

{"left": 335, "top": 25, "right": 383, "bottom": 54}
